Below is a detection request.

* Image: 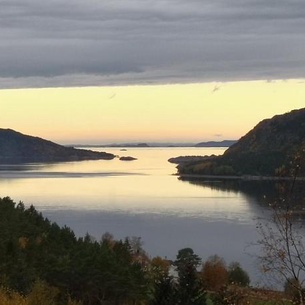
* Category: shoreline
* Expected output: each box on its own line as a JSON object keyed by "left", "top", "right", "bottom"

{"left": 178, "top": 174, "right": 305, "bottom": 181}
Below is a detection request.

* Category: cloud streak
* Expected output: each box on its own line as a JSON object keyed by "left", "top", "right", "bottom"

{"left": 1, "top": 0, "right": 305, "bottom": 88}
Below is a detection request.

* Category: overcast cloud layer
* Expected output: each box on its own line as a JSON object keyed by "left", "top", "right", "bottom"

{"left": 1, "top": 0, "right": 305, "bottom": 88}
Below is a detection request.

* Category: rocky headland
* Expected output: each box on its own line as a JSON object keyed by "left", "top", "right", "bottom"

{"left": 0, "top": 129, "right": 115, "bottom": 164}
{"left": 173, "top": 108, "right": 305, "bottom": 178}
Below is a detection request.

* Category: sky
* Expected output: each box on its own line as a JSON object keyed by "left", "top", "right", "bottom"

{"left": 1, "top": 81, "right": 304, "bottom": 144}
{"left": 1, "top": 0, "right": 305, "bottom": 87}
{"left": 1, "top": 1, "right": 305, "bottom": 144}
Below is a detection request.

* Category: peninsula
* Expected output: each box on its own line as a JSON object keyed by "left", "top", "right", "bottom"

{"left": 174, "top": 108, "right": 305, "bottom": 178}
{"left": 0, "top": 129, "right": 115, "bottom": 164}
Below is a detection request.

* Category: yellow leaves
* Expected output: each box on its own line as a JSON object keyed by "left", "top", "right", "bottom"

{"left": 151, "top": 256, "right": 171, "bottom": 276}
{"left": 0, "top": 287, "right": 27, "bottom": 305}
{"left": 18, "top": 237, "right": 29, "bottom": 249}
{"left": 0, "top": 285, "right": 83, "bottom": 305}
{"left": 18, "top": 234, "right": 45, "bottom": 249}
{"left": 27, "top": 280, "right": 61, "bottom": 305}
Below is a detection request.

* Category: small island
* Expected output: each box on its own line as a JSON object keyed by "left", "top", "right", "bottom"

{"left": 119, "top": 156, "right": 137, "bottom": 161}
{"left": 168, "top": 155, "right": 215, "bottom": 164}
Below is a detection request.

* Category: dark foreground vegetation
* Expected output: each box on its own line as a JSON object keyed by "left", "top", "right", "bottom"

{"left": 0, "top": 196, "right": 298, "bottom": 305}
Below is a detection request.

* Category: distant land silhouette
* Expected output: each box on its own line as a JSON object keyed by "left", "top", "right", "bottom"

{"left": 195, "top": 140, "right": 237, "bottom": 147}
{"left": 73, "top": 140, "right": 236, "bottom": 148}
{"left": 176, "top": 108, "right": 305, "bottom": 177}
{"left": 0, "top": 129, "right": 115, "bottom": 164}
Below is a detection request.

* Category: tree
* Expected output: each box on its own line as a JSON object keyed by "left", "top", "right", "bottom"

{"left": 0, "top": 197, "right": 150, "bottom": 305}
{"left": 27, "top": 279, "right": 62, "bottom": 305}
{"left": 174, "top": 248, "right": 205, "bottom": 305}
{"left": 284, "top": 278, "right": 303, "bottom": 302}
{"left": 256, "top": 152, "right": 305, "bottom": 305}
{"left": 228, "top": 262, "right": 250, "bottom": 287}
{"left": 149, "top": 256, "right": 175, "bottom": 305}
{"left": 201, "top": 255, "right": 228, "bottom": 291}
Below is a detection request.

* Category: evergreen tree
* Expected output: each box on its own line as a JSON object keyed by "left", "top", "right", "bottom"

{"left": 174, "top": 248, "right": 205, "bottom": 305}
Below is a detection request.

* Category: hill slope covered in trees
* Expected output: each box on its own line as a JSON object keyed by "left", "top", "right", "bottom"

{"left": 0, "top": 196, "right": 255, "bottom": 305}
{"left": 178, "top": 108, "right": 305, "bottom": 177}
{"left": 0, "top": 129, "right": 115, "bottom": 163}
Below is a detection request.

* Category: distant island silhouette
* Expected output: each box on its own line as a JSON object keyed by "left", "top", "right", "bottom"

{"left": 73, "top": 140, "right": 236, "bottom": 148}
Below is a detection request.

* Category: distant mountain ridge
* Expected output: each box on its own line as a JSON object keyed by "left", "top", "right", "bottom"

{"left": 0, "top": 129, "right": 115, "bottom": 164}
{"left": 73, "top": 140, "right": 236, "bottom": 148}
{"left": 177, "top": 108, "right": 305, "bottom": 177}
{"left": 195, "top": 140, "right": 237, "bottom": 147}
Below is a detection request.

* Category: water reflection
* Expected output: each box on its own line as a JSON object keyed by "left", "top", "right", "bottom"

{"left": 180, "top": 177, "right": 305, "bottom": 210}
{"left": 0, "top": 147, "right": 289, "bottom": 285}
{"left": 0, "top": 163, "right": 48, "bottom": 171}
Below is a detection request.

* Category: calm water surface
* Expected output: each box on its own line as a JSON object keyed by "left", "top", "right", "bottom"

{"left": 0, "top": 147, "right": 270, "bottom": 285}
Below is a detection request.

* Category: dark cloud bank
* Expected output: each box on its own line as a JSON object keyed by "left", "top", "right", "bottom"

{"left": 1, "top": 0, "right": 305, "bottom": 88}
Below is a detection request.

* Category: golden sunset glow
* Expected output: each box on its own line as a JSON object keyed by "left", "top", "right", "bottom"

{"left": 1, "top": 80, "right": 304, "bottom": 144}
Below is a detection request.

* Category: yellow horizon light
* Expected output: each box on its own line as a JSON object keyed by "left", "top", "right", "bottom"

{"left": 0, "top": 79, "right": 304, "bottom": 144}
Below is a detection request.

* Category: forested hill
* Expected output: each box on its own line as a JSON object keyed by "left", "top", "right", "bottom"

{"left": 0, "top": 129, "right": 115, "bottom": 163}
{"left": 178, "top": 108, "right": 305, "bottom": 177}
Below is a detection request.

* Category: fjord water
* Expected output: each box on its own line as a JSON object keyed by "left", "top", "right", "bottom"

{"left": 0, "top": 147, "right": 267, "bottom": 284}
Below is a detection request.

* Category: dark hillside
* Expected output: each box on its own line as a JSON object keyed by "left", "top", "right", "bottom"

{"left": 0, "top": 197, "right": 148, "bottom": 304}
{"left": 0, "top": 129, "right": 115, "bottom": 163}
{"left": 178, "top": 108, "right": 305, "bottom": 177}
{"left": 225, "top": 108, "right": 305, "bottom": 156}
